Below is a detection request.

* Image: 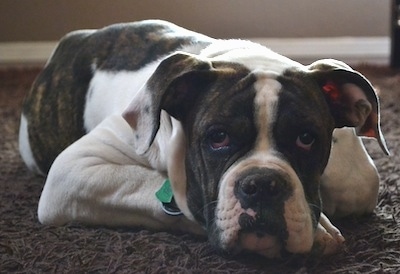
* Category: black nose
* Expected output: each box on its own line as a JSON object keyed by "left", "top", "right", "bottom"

{"left": 234, "top": 168, "right": 290, "bottom": 209}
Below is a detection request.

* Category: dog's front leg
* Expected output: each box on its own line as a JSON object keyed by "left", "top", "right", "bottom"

{"left": 37, "top": 115, "right": 202, "bottom": 234}
{"left": 321, "top": 128, "right": 380, "bottom": 218}
{"left": 312, "top": 213, "right": 345, "bottom": 255}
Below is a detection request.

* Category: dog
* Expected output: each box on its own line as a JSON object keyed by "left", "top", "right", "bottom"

{"left": 19, "top": 20, "right": 389, "bottom": 259}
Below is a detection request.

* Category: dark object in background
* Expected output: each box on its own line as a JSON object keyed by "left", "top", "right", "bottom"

{"left": 391, "top": 0, "right": 400, "bottom": 68}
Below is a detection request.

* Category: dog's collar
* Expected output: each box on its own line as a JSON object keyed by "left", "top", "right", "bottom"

{"left": 155, "top": 179, "right": 183, "bottom": 216}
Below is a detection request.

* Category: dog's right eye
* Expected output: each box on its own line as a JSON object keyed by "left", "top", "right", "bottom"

{"left": 296, "top": 132, "right": 315, "bottom": 151}
{"left": 208, "top": 130, "right": 231, "bottom": 150}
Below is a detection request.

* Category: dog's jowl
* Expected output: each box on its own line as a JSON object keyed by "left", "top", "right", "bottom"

{"left": 19, "top": 20, "right": 389, "bottom": 259}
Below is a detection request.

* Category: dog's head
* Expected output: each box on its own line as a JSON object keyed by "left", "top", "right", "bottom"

{"left": 122, "top": 43, "right": 388, "bottom": 258}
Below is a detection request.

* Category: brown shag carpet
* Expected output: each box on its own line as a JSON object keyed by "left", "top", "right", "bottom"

{"left": 1, "top": 64, "right": 399, "bottom": 273}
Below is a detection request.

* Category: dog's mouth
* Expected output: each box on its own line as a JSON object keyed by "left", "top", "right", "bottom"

{"left": 210, "top": 207, "right": 288, "bottom": 257}
{"left": 211, "top": 213, "right": 310, "bottom": 259}
{"left": 230, "top": 212, "right": 288, "bottom": 258}
{"left": 210, "top": 226, "right": 285, "bottom": 259}
{"left": 238, "top": 232, "right": 282, "bottom": 257}
{"left": 238, "top": 212, "right": 288, "bottom": 238}
{"left": 211, "top": 193, "right": 315, "bottom": 258}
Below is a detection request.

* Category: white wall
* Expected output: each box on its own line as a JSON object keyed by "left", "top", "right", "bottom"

{"left": 0, "top": 0, "right": 391, "bottom": 41}
{"left": 0, "top": 0, "right": 392, "bottom": 64}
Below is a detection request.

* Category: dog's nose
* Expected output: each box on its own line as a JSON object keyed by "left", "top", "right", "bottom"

{"left": 235, "top": 168, "right": 290, "bottom": 209}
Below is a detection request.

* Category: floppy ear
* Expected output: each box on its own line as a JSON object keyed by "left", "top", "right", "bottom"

{"left": 307, "top": 59, "right": 389, "bottom": 155}
{"left": 122, "top": 52, "right": 217, "bottom": 155}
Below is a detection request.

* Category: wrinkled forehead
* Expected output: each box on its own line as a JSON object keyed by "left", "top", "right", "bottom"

{"left": 202, "top": 41, "right": 306, "bottom": 121}
{"left": 199, "top": 57, "right": 291, "bottom": 115}
{"left": 192, "top": 40, "right": 324, "bottom": 132}
{"left": 189, "top": 62, "right": 286, "bottom": 140}
{"left": 199, "top": 55, "right": 329, "bottom": 140}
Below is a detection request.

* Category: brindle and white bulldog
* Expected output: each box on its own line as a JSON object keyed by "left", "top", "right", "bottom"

{"left": 19, "top": 20, "right": 389, "bottom": 258}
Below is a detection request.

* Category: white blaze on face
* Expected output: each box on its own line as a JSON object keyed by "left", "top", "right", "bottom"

{"left": 253, "top": 74, "right": 281, "bottom": 151}
{"left": 214, "top": 74, "right": 315, "bottom": 258}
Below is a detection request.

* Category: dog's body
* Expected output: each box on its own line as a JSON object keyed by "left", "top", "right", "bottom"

{"left": 19, "top": 20, "right": 388, "bottom": 258}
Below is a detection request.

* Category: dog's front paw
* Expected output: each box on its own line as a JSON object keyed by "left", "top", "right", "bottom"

{"left": 313, "top": 213, "right": 345, "bottom": 255}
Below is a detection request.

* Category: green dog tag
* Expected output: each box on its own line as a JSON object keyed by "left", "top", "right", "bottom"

{"left": 156, "top": 179, "right": 173, "bottom": 203}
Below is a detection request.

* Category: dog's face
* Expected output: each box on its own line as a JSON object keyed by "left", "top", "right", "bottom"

{"left": 123, "top": 49, "right": 387, "bottom": 258}
{"left": 180, "top": 64, "right": 336, "bottom": 258}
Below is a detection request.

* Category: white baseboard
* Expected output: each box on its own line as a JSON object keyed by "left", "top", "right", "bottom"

{"left": 251, "top": 37, "right": 390, "bottom": 65}
{"left": 0, "top": 37, "right": 390, "bottom": 65}
{"left": 0, "top": 42, "right": 57, "bottom": 64}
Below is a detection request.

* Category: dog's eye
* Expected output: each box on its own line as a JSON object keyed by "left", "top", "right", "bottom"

{"left": 296, "top": 132, "right": 315, "bottom": 151}
{"left": 209, "top": 131, "right": 230, "bottom": 150}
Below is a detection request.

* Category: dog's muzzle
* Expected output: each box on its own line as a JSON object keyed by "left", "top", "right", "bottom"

{"left": 235, "top": 168, "right": 291, "bottom": 236}
{"left": 214, "top": 157, "right": 315, "bottom": 258}
{"left": 233, "top": 168, "right": 293, "bottom": 258}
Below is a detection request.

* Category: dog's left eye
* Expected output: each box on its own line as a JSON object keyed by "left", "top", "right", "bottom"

{"left": 208, "top": 130, "right": 231, "bottom": 150}
{"left": 296, "top": 132, "right": 315, "bottom": 151}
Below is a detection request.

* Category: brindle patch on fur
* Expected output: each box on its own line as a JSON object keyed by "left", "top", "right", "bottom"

{"left": 86, "top": 22, "right": 211, "bottom": 71}
{"left": 23, "top": 34, "right": 92, "bottom": 173}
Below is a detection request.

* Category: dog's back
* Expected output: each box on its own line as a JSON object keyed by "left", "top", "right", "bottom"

{"left": 19, "top": 20, "right": 212, "bottom": 174}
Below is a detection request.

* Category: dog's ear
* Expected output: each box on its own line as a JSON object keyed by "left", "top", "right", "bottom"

{"left": 122, "top": 52, "right": 217, "bottom": 154}
{"left": 307, "top": 59, "right": 389, "bottom": 155}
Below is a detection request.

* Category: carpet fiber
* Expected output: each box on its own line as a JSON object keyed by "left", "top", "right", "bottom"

{"left": 1, "top": 65, "right": 399, "bottom": 273}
